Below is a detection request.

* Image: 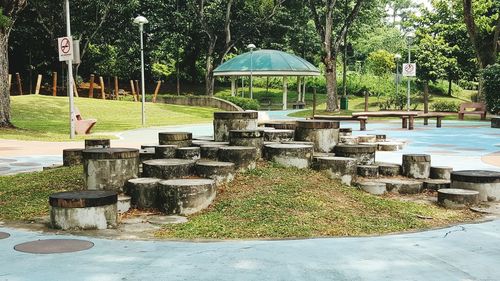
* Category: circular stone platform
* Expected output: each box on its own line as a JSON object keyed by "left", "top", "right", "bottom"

{"left": 438, "top": 188, "right": 479, "bottom": 209}
{"left": 263, "top": 143, "right": 314, "bottom": 169}
{"left": 0, "top": 232, "right": 10, "bottom": 239}
{"left": 295, "top": 120, "right": 340, "bottom": 153}
{"left": 154, "top": 145, "right": 178, "bottom": 159}
{"left": 195, "top": 160, "right": 235, "bottom": 184}
{"left": 431, "top": 166, "right": 453, "bottom": 180}
{"left": 423, "top": 179, "right": 451, "bottom": 191}
{"left": 158, "top": 178, "right": 216, "bottom": 215}
{"left": 200, "top": 144, "right": 227, "bottom": 160}
{"left": 262, "top": 120, "right": 297, "bottom": 130}
{"left": 312, "top": 156, "right": 357, "bottom": 186}
{"left": 14, "top": 239, "right": 94, "bottom": 254}
{"left": 383, "top": 179, "right": 423, "bottom": 194}
{"left": 158, "top": 132, "right": 193, "bottom": 147}
{"left": 175, "top": 147, "right": 201, "bottom": 160}
{"left": 378, "top": 163, "right": 401, "bottom": 177}
{"left": 85, "top": 139, "right": 110, "bottom": 149}
{"left": 142, "top": 159, "right": 196, "bottom": 179}
{"left": 126, "top": 178, "right": 162, "bottom": 209}
{"left": 357, "top": 165, "right": 379, "bottom": 178}
{"left": 229, "top": 130, "right": 264, "bottom": 158}
{"left": 263, "top": 129, "right": 295, "bottom": 142}
{"left": 217, "top": 146, "right": 257, "bottom": 172}
{"left": 213, "top": 111, "right": 258, "bottom": 142}
{"left": 334, "top": 144, "right": 376, "bottom": 165}
{"left": 450, "top": 170, "right": 500, "bottom": 202}
{"left": 402, "top": 154, "right": 431, "bottom": 179}
{"left": 357, "top": 182, "right": 386, "bottom": 195}
{"left": 357, "top": 135, "right": 377, "bottom": 143}
{"left": 63, "top": 148, "right": 84, "bottom": 166}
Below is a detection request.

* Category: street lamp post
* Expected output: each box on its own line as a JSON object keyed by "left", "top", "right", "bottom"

{"left": 394, "top": 53, "right": 401, "bottom": 106}
{"left": 247, "top": 44, "right": 256, "bottom": 99}
{"left": 406, "top": 33, "right": 415, "bottom": 112}
{"left": 134, "top": 15, "right": 148, "bottom": 126}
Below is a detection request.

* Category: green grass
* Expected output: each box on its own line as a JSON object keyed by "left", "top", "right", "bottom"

{"left": 3, "top": 95, "right": 217, "bottom": 141}
{"left": 155, "top": 163, "right": 477, "bottom": 239}
{"left": 0, "top": 166, "right": 84, "bottom": 221}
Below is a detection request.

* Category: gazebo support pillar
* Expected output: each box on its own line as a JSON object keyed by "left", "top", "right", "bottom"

{"left": 297, "top": 77, "right": 301, "bottom": 102}
{"left": 231, "top": 77, "right": 236, "bottom": 96}
{"left": 302, "top": 77, "right": 306, "bottom": 103}
{"left": 283, "top": 76, "right": 288, "bottom": 110}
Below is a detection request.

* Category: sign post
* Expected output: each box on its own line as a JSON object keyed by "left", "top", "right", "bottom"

{"left": 402, "top": 63, "right": 416, "bottom": 112}
{"left": 59, "top": 0, "right": 75, "bottom": 139}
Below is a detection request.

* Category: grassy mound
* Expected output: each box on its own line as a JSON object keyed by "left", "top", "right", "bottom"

{"left": 3, "top": 95, "right": 216, "bottom": 141}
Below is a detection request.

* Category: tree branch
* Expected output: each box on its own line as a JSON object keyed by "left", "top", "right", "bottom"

{"left": 333, "top": 0, "right": 363, "bottom": 51}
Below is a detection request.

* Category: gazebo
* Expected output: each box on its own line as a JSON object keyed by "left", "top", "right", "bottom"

{"left": 213, "top": 49, "right": 320, "bottom": 110}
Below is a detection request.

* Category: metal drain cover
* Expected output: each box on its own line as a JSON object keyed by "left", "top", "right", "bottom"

{"left": 0, "top": 232, "right": 10, "bottom": 239}
{"left": 14, "top": 239, "right": 94, "bottom": 254}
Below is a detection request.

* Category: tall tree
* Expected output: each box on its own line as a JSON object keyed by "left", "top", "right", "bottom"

{"left": 308, "top": 0, "right": 366, "bottom": 111}
{"left": 1, "top": 1, "right": 27, "bottom": 127}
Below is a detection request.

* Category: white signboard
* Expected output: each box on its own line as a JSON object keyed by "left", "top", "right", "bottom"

{"left": 402, "top": 63, "right": 416, "bottom": 77}
{"left": 58, "top": 36, "right": 73, "bottom": 61}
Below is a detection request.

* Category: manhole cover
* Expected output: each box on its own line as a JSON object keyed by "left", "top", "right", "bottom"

{"left": 0, "top": 232, "right": 10, "bottom": 239}
{"left": 0, "top": 158, "right": 17, "bottom": 163}
{"left": 14, "top": 239, "right": 94, "bottom": 254}
{"left": 10, "top": 162, "right": 40, "bottom": 167}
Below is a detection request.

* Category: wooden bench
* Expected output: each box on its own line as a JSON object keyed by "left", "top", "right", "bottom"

{"left": 458, "top": 102, "right": 486, "bottom": 120}
{"left": 313, "top": 115, "right": 368, "bottom": 131}
{"left": 352, "top": 111, "right": 419, "bottom": 130}
{"left": 401, "top": 113, "right": 447, "bottom": 129}
{"left": 73, "top": 107, "right": 97, "bottom": 135}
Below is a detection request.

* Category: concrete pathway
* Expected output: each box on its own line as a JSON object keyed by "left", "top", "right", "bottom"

{"left": 1, "top": 220, "right": 500, "bottom": 280}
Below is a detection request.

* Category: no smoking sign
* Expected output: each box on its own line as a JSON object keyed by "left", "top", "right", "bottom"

{"left": 402, "top": 63, "right": 416, "bottom": 77}
{"left": 58, "top": 36, "right": 73, "bottom": 61}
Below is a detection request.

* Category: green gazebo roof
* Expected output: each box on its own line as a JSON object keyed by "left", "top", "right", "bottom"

{"left": 213, "top": 49, "right": 320, "bottom": 77}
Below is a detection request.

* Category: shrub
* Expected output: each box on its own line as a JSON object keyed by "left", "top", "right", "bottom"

{"left": 216, "top": 93, "right": 260, "bottom": 110}
{"left": 482, "top": 64, "right": 500, "bottom": 114}
{"left": 431, "top": 100, "right": 459, "bottom": 112}
{"left": 366, "top": 50, "right": 395, "bottom": 75}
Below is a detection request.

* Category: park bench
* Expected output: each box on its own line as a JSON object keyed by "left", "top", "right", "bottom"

{"left": 401, "top": 113, "right": 447, "bottom": 129}
{"left": 313, "top": 115, "right": 368, "bottom": 131}
{"left": 352, "top": 111, "right": 419, "bottom": 130}
{"left": 458, "top": 102, "right": 486, "bottom": 120}
{"left": 73, "top": 107, "right": 97, "bottom": 135}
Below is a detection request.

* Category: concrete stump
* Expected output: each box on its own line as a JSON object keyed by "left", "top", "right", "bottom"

{"left": 229, "top": 130, "right": 264, "bottom": 158}
{"left": 358, "top": 182, "right": 386, "bottom": 195}
{"left": 340, "top": 136, "right": 358, "bottom": 145}
{"left": 158, "top": 179, "right": 216, "bottom": 215}
{"left": 357, "top": 165, "right": 379, "bottom": 178}
{"left": 339, "top": 128, "right": 352, "bottom": 137}
{"left": 153, "top": 145, "right": 177, "bottom": 159}
{"left": 118, "top": 195, "right": 131, "bottom": 214}
{"left": 200, "top": 144, "right": 227, "bottom": 161}
{"left": 195, "top": 160, "right": 235, "bottom": 185}
{"left": 213, "top": 111, "right": 258, "bottom": 142}
{"left": 262, "top": 120, "right": 297, "bottom": 130}
{"left": 373, "top": 134, "right": 386, "bottom": 142}
{"left": 430, "top": 166, "right": 453, "bottom": 180}
{"left": 424, "top": 179, "right": 451, "bottom": 191}
{"left": 176, "top": 147, "right": 201, "bottom": 160}
{"left": 357, "top": 135, "right": 377, "bottom": 143}
{"left": 264, "top": 129, "right": 295, "bottom": 142}
{"left": 378, "top": 163, "right": 401, "bottom": 177}
{"left": 312, "top": 156, "right": 357, "bottom": 186}
{"left": 450, "top": 170, "right": 500, "bottom": 201}
{"left": 295, "top": 120, "right": 340, "bottom": 153}
{"left": 217, "top": 146, "right": 257, "bottom": 172}
{"left": 142, "top": 159, "right": 196, "bottom": 179}
{"left": 192, "top": 140, "right": 228, "bottom": 147}
{"left": 334, "top": 144, "right": 377, "bottom": 165}
{"left": 82, "top": 148, "right": 139, "bottom": 192}
{"left": 49, "top": 191, "right": 117, "bottom": 230}
{"left": 63, "top": 149, "right": 83, "bottom": 166}
{"left": 402, "top": 154, "right": 431, "bottom": 179}
{"left": 263, "top": 143, "right": 314, "bottom": 169}
{"left": 85, "top": 139, "right": 110, "bottom": 149}
{"left": 377, "top": 142, "right": 403, "bottom": 151}
{"left": 384, "top": 179, "right": 423, "bottom": 194}
{"left": 125, "top": 178, "right": 162, "bottom": 209}
{"left": 158, "top": 132, "right": 192, "bottom": 147}
{"left": 492, "top": 117, "right": 500, "bottom": 128}
{"left": 140, "top": 148, "right": 155, "bottom": 163}
{"left": 438, "top": 188, "right": 479, "bottom": 209}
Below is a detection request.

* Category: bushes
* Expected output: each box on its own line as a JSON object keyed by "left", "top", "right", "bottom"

{"left": 431, "top": 100, "right": 459, "bottom": 112}
{"left": 482, "top": 64, "right": 500, "bottom": 114}
{"left": 216, "top": 93, "right": 260, "bottom": 110}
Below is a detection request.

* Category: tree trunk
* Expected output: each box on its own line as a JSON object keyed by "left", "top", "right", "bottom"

{"left": 0, "top": 31, "right": 12, "bottom": 127}
{"left": 424, "top": 81, "right": 429, "bottom": 114}
{"left": 324, "top": 55, "right": 339, "bottom": 112}
{"left": 448, "top": 78, "right": 452, "bottom": 96}
{"left": 205, "top": 39, "right": 216, "bottom": 96}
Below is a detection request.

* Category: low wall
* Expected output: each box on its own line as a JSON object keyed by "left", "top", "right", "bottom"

{"left": 157, "top": 96, "right": 243, "bottom": 112}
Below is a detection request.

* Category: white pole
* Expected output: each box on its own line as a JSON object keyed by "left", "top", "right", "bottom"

{"left": 140, "top": 24, "right": 146, "bottom": 126}
{"left": 65, "top": 0, "right": 75, "bottom": 139}
{"left": 407, "top": 41, "right": 411, "bottom": 112}
{"left": 250, "top": 49, "right": 253, "bottom": 99}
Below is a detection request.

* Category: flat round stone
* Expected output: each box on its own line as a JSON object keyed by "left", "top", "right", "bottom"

{"left": 158, "top": 132, "right": 192, "bottom": 141}
{"left": 49, "top": 190, "right": 118, "bottom": 208}
{"left": 14, "top": 239, "right": 94, "bottom": 254}
{"left": 82, "top": 148, "right": 139, "bottom": 159}
{"left": 402, "top": 154, "right": 431, "bottom": 162}
{"left": 451, "top": 170, "right": 500, "bottom": 183}
{"left": 0, "top": 232, "right": 10, "bottom": 239}
{"left": 297, "top": 120, "right": 340, "bottom": 129}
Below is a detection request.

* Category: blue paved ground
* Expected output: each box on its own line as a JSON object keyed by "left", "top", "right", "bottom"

{"left": 1, "top": 220, "right": 500, "bottom": 280}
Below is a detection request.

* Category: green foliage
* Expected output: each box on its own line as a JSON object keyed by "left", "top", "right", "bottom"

{"left": 431, "top": 100, "right": 459, "bottom": 112}
{"left": 482, "top": 64, "right": 500, "bottom": 114}
{"left": 87, "top": 44, "right": 123, "bottom": 77}
{"left": 0, "top": 8, "right": 11, "bottom": 28}
{"left": 366, "top": 50, "right": 396, "bottom": 75}
{"left": 151, "top": 61, "right": 175, "bottom": 81}
{"left": 414, "top": 34, "right": 452, "bottom": 83}
{"left": 216, "top": 93, "right": 260, "bottom": 110}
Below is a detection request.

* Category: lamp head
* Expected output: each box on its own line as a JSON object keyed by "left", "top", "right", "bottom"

{"left": 133, "top": 15, "right": 149, "bottom": 25}
{"left": 247, "top": 44, "right": 256, "bottom": 50}
{"left": 394, "top": 54, "right": 402, "bottom": 60}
